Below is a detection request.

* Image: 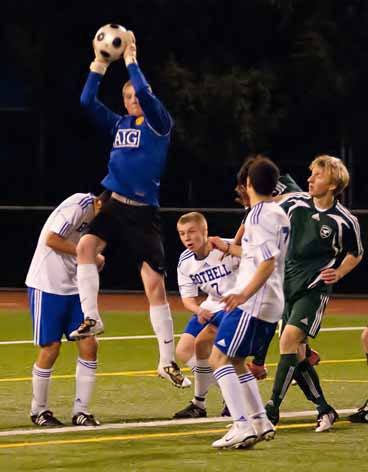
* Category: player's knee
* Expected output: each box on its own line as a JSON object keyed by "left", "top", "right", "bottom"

{"left": 38, "top": 342, "right": 61, "bottom": 367}
{"left": 77, "top": 235, "right": 98, "bottom": 260}
{"left": 195, "top": 337, "right": 212, "bottom": 359}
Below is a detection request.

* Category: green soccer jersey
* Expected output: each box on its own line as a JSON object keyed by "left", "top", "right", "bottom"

{"left": 280, "top": 192, "right": 363, "bottom": 299}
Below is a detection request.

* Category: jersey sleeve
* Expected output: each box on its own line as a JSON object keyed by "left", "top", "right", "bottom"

{"left": 342, "top": 214, "right": 364, "bottom": 257}
{"left": 278, "top": 192, "right": 310, "bottom": 214}
{"left": 127, "top": 63, "right": 173, "bottom": 136}
{"left": 177, "top": 267, "right": 198, "bottom": 298}
{"left": 273, "top": 174, "right": 302, "bottom": 196}
{"left": 49, "top": 205, "right": 84, "bottom": 239}
{"left": 80, "top": 72, "right": 121, "bottom": 136}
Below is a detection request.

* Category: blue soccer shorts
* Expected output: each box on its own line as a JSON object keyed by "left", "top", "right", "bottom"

{"left": 184, "top": 311, "right": 225, "bottom": 337}
{"left": 28, "top": 288, "right": 84, "bottom": 346}
{"left": 214, "top": 308, "right": 277, "bottom": 358}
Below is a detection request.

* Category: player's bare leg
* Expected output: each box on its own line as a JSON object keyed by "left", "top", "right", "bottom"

{"left": 141, "top": 262, "right": 190, "bottom": 388}
{"left": 72, "top": 337, "right": 100, "bottom": 426}
{"left": 70, "top": 234, "right": 106, "bottom": 339}
{"left": 31, "top": 342, "right": 64, "bottom": 426}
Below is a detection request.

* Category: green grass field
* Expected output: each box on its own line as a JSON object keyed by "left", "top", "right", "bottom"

{"left": 0, "top": 309, "right": 367, "bottom": 471}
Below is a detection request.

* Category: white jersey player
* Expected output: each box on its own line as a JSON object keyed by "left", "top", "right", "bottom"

{"left": 25, "top": 192, "right": 108, "bottom": 427}
{"left": 208, "top": 156, "right": 290, "bottom": 449}
{"left": 173, "top": 212, "right": 239, "bottom": 419}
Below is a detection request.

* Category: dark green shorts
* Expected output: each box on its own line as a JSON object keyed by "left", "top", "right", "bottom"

{"left": 282, "top": 289, "right": 329, "bottom": 338}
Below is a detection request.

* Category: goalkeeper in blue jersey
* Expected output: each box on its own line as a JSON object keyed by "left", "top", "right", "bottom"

{"left": 70, "top": 31, "right": 190, "bottom": 389}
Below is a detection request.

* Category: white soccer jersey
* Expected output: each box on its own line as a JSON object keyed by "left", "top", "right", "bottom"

{"left": 230, "top": 201, "right": 290, "bottom": 322}
{"left": 25, "top": 193, "right": 95, "bottom": 295}
{"left": 177, "top": 242, "right": 240, "bottom": 313}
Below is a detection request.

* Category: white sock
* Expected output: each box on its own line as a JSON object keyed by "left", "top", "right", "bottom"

{"left": 185, "top": 355, "right": 197, "bottom": 374}
{"left": 238, "top": 372, "right": 265, "bottom": 418}
{"left": 213, "top": 365, "right": 249, "bottom": 422}
{"left": 149, "top": 304, "right": 174, "bottom": 366}
{"left": 31, "top": 364, "right": 52, "bottom": 415}
{"left": 73, "top": 358, "right": 97, "bottom": 415}
{"left": 194, "top": 359, "right": 216, "bottom": 400}
{"left": 77, "top": 264, "right": 100, "bottom": 321}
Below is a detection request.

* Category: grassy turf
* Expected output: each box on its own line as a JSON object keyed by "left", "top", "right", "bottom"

{"left": 0, "top": 310, "right": 367, "bottom": 471}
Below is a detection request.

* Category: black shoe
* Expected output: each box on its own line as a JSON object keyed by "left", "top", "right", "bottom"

{"left": 72, "top": 412, "right": 101, "bottom": 426}
{"left": 31, "top": 410, "right": 64, "bottom": 427}
{"left": 347, "top": 400, "right": 368, "bottom": 423}
{"left": 220, "top": 403, "right": 231, "bottom": 417}
{"left": 173, "top": 402, "right": 207, "bottom": 419}
{"left": 265, "top": 401, "right": 280, "bottom": 426}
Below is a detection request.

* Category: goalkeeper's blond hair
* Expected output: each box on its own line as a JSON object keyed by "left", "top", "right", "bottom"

{"left": 309, "top": 155, "right": 350, "bottom": 196}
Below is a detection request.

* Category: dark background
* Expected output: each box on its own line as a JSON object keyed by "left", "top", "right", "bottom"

{"left": 1, "top": 0, "right": 368, "bottom": 292}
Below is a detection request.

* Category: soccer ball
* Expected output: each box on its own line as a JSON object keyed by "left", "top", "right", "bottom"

{"left": 93, "top": 23, "right": 128, "bottom": 62}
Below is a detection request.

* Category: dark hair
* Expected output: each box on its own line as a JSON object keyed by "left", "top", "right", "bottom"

{"left": 237, "top": 156, "right": 257, "bottom": 186}
{"left": 248, "top": 157, "right": 280, "bottom": 196}
{"left": 96, "top": 190, "right": 111, "bottom": 205}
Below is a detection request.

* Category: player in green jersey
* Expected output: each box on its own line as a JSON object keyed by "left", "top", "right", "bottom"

{"left": 265, "top": 155, "right": 363, "bottom": 432}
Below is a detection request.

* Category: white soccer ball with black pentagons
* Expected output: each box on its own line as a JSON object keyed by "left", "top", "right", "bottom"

{"left": 93, "top": 24, "right": 128, "bottom": 63}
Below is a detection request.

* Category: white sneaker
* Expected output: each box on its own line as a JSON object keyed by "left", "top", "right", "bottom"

{"left": 315, "top": 408, "right": 338, "bottom": 432}
{"left": 252, "top": 416, "right": 276, "bottom": 442}
{"left": 69, "top": 318, "right": 104, "bottom": 340}
{"left": 212, "top": 421, "right": 257, "bottom": 449}
{"left": 158, "top": 362, "right": 192, "bottom": 388}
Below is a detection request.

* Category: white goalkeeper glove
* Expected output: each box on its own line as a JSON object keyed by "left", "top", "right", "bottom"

{"left": 89, "top": 39, "right": 112, "bottom": 75}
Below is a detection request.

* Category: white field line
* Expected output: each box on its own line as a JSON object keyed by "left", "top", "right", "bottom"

{"left": 0, "top": 409, "right": 356, "bottom": 438}
{"left": 0, "top": 326, "right": 365, "bottom": 346}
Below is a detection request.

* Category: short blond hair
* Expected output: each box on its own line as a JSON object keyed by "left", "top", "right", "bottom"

{"left": 122, "top": 80, "right": 133, "bottom": 96}
{"left": 309, "top": 155, "right": 350, "bottom": 196}
{"left": 177, "top": 212, "right": 208, "bottom": 231}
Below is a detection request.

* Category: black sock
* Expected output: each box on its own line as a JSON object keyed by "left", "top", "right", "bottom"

{"left": 271, "top": 353, "right": 298, "bottom": 408}
{"left": 296, "top": 359, "right": 331, "bottom": 414}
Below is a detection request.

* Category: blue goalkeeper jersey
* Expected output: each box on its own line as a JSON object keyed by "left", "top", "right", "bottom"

{"left": 80, "top": 63, "right": 173, "bottom": 207}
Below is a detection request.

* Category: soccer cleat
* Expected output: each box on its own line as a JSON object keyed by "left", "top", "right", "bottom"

{"left": 158, "top": 362, "right": 191, "bottom": 388}
{"left": 265, "top": 400, "right": 280, "bottom": 426}
{"left": 173, "top": 402, "right": 207, "bottom": 419}
{"left": 347, "top": 400, "right": 368, "bottom": 423}
{"left": 246, "top": 361, "right": 268, "bottom": 380}
{"left": 307, "top": 349, "right": 321, "bottom": 367}
{"left": 72, "top": 412, "right": 101, "bottom": 426}
{"left": 31, "top": 410, "right": 64, "bottom": 427}
{"left": 315, "top": 407, "right": 339, "bottom": 432}
{"left": 220, "top": 402, "right": 231, "bottom": 417}
{"left": 69, "top": 317, "right": 104, "bottom": 340}
{"left": 252, "top": 416, "right": 276, "bottom": 442}
{"left": 212, "top": 421, "right": 257, "bottom": 449}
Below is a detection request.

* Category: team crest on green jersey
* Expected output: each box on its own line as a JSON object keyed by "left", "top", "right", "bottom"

{"left": 320, "top": 225, "right": 332, "bottom": 239}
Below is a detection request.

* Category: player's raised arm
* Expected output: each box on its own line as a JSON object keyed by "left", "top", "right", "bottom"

{"left": 80, "top": 39, "right": 121, "bottom": 136}
{"left": 123, "top": 32, "right": 172, "bottom": 135}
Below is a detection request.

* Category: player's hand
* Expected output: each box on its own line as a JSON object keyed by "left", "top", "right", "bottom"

{"left": 222, "top": 293, "right": 246, "bottom": 312}
{"left": 208, "top": 236, "right": 228, "bottom": 253}
{"left": 198, "top": 308, "right": 213, "bottom": 324}
{"left": 90, "top": 40, "right": 111, "bottom": 75}
{"left": 320, "top": 268, "right": 341, "bottom": 285}
{"left": 96, "top": 254, "right": 105, "bottom": 272}
{"left": 123, "top": 31, "right": 137, "bottom": 66}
